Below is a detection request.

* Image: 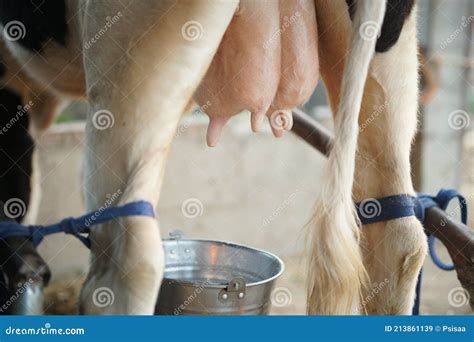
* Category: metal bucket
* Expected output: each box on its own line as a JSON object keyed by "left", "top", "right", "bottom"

{"left": 155, "top": 234, "right": 284, "bottom": 315}
{"left": 0, "top": 278, "right": 44, "bottom": 315}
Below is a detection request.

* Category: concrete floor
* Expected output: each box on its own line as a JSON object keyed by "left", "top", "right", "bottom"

{"left": 36, "top": 118, "right": 472, "bottom": 315}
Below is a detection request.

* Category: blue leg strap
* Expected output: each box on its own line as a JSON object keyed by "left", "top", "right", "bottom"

{"left": 0, "top": 201, "right": 155, "bottom": 249}
{"left": 355, "top": 188, "right": 468, "bottom": 316}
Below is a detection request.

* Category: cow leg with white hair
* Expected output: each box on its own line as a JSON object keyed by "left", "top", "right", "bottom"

{"left": 77, "top": 0, "right": 239, "bottom": 314}
{"left": 308, "top": 0, "right": 428, "bottom": 315}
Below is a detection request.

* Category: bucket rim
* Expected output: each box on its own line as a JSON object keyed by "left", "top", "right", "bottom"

{"left": 162, "top": 238, "right": 285, "bottom": 288}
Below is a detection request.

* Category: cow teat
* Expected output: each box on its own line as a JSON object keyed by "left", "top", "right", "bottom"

{"left": 207, "top": 116, "right": 230, "bottom": 147}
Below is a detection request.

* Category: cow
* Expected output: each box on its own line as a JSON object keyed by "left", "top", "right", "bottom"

{"left": 0, "top": 0, "right": 427, "bottom": 315}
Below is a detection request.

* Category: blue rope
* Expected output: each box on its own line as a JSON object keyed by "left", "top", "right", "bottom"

{"left": 427, "top": 236, "right": 453, "bottom": 271}
{"left": 355, "top": 188, "right": 468, "bottom": 270}
{"left": 415, "top": 188, "right": 467, "bottom": 225}
{"left": 0, "top": 201, "right": 155, "bottom": 249}
{"left": 417, "top": 189, "right": 467, "bottom": 271}
{"left": 412, "top": 270, "right": 423, "bottom": 316}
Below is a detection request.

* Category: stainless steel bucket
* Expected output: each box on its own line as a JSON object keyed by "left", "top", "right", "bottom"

{"left": 0, "top": 279, "right": 44, "bottom": 315}
{"left": 155, "top": 234, "right": 284, "bottom": 315}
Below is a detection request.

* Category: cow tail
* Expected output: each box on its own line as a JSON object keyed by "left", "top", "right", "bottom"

{"left": 307, "top": 0, "right": 387, "bottom": 314}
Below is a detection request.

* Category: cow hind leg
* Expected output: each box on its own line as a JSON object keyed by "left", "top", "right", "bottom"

{"left": 356, "top": 8, "right": 427, "bottom": 315}
{"left": 311, "top": 0, "right": 427, "bottom": 315}
{"left": 78, "top": 0, "right": 238, "bottom": 314}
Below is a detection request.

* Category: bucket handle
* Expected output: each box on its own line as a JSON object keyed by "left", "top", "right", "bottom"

{"left": 165, "top": 229, "right": 184, "bottom": 241}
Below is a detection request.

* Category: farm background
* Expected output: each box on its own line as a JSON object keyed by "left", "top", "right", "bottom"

{"left": 33, "top": 0, "right": 472, "bottom": 315}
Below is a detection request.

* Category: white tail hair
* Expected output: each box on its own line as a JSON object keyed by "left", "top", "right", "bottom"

{"left": 307, "top": 0, "right": 387, "bottom": 314}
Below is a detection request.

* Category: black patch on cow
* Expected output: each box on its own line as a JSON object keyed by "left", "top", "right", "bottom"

{"left": 0, "top": 88, "right": 33, "bottom": 222}
{"left": 376, "top": 0, "right": 415, "bottom": 52}
{"left": 0, "top": 0, "right": 68, "bottom": 52}
{"left": 346, "top": 0, "right": 356, "bottom": 20}
{"left": 346, "top": 0, "right": 415, "bottom": 53}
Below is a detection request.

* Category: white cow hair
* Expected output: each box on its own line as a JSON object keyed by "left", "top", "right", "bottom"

{"left": 307, "top": 0, "right": 387, "bottom": 314}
